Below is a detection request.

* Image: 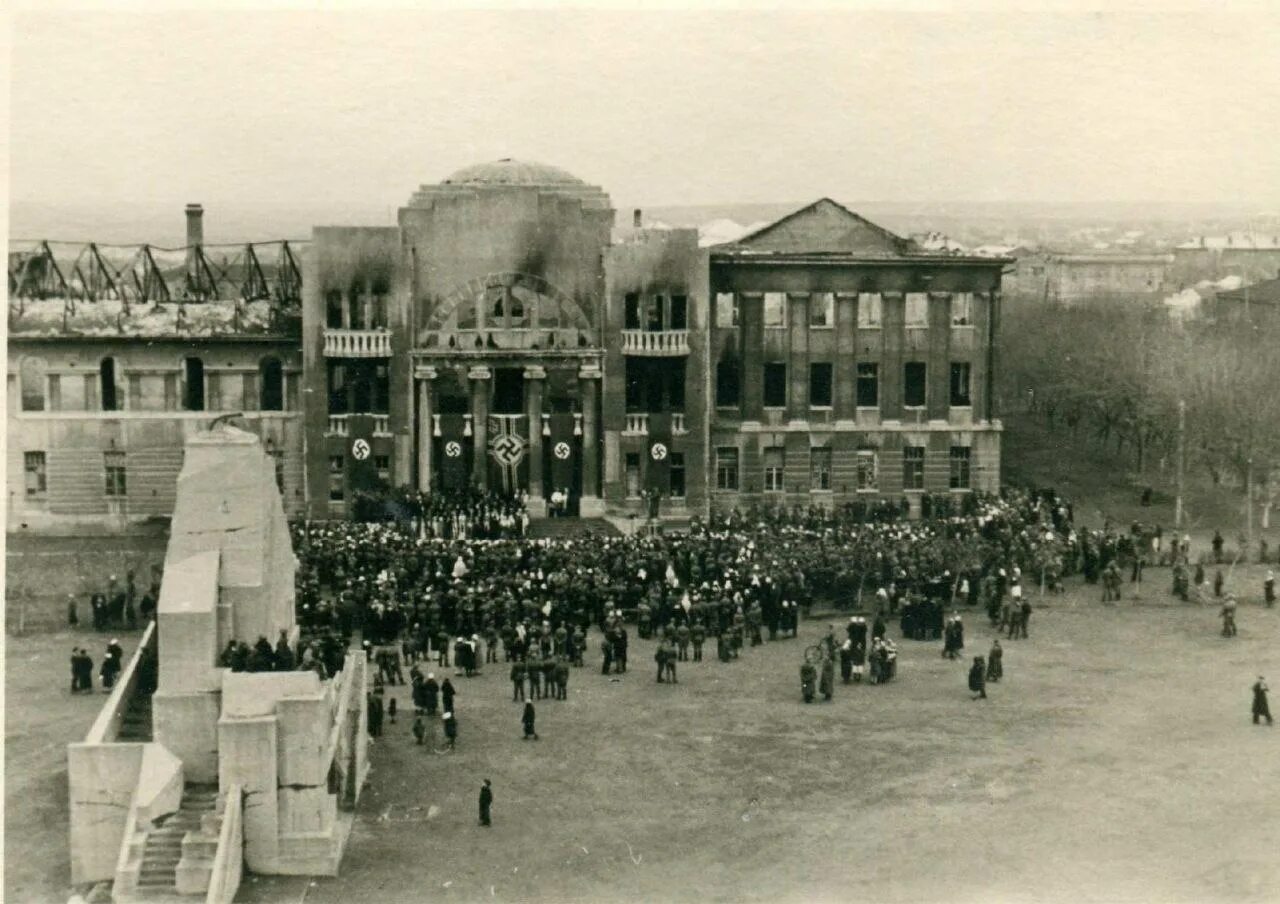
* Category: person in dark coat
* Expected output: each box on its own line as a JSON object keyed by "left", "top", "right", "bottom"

{"left": 441, "top": 678, "right": 456, "bottom": 713}
{"left": 367, "top": 693, "right": 384, "bottom": 737}
{"left": 511, "top": 660, "right": 526, "bottom": 701}
{"left": 442, "top": 711, "right": 457, "bottom": 749}
{"left": 1265, "top": 571, "right": 1275, "bottom": 608}
{"left": 100, "top": 643, "right": 122, "bottom": 691}
{"left": 522, "top": 701, "right": 538, "bottom": 740}
{"left": 986, "top": 640, "right": 1003, "bottom": 682}
{"left": 819, "top": 656, "right": 834, "bottom": 701}
{"left": 67, "top": 594, "right": 79, "bottom": 628}
{"left": 479, "top": 779, "right": 493, "bottom": 826}
{"left": 412, "top": 712, "right": 426, "bottom": 745}
{"left": 839, "top": 641, "right": 853, "bottom": 683}
{"left": 800, "top": 662, "right": 817, "bottom": 703}
{"left": 1253, "top": 677, "right": 1272, "bottom": 725}
{"left": 424, "top": 673, "right": 440, "bottom": 715}
{"left": 968, "top": 656, "right": 987, "bottom": 700}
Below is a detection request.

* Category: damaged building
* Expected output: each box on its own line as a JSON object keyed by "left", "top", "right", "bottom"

{"left": 9, "top": 159, "right": 1008, "bottom": 528}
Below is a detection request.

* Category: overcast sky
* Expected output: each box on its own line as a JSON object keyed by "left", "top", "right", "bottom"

{"left": 10, "top": 9, "right": 1280, "bottom": 215}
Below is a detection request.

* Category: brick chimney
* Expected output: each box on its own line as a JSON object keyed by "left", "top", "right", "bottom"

{"left": 633, "top": 209, "right": 642, "bottom": 228}
{"left": 185, "top": 204, "right": 204, "bottom": 247}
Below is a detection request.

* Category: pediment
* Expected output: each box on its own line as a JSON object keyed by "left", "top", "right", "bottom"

{"left": 727, "top": 198, "right": 914, "bottom": 256}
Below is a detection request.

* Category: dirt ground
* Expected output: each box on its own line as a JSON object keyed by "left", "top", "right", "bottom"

{"left": 237, "top": 578, "right": 1279, "bottom": 904}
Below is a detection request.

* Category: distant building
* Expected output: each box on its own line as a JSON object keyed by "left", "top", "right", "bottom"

{"left": 1171, "top": 233, "right": 1280, "bottom": 286}
{"left": 1005, "top": 251, "right": 1171, "bottom": 303}
{"left": 1204, "top": 274, "right": 1280, "bottom": 327}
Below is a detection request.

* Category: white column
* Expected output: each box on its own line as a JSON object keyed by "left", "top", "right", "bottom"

{"left": 414, "top": 366, "right": 436, "bottom": 492}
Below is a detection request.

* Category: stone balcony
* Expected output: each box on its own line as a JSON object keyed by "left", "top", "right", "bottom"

{"left": 323, "top": 329, "right": 392, "bottom": 358}
{"left": 326, "top": 414, "right": 391, "bottom": 437}
{"left": 622, "top": 413, "right": 688, "bottom": 435}
{"left": 621, "top": 329, "right": 689, "bottom": 356}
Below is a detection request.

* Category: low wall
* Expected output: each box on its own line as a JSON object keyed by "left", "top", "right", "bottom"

{"left": 205, "top": 786, "right": 244, "bottom": 904}
{"left": 68, "top": 620, "right": 159, "bottom": 884}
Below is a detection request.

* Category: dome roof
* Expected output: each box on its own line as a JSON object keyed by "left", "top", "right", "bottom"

{"left": 441, "top": 158, "right": 585, "bottom": 187}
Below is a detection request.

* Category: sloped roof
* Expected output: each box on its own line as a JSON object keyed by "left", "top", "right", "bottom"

{"left": 1216, "top": 276, "right": 1280, "bottom": 306}
{"left": 714, "top": 198, "right": 916, "bottom": 257}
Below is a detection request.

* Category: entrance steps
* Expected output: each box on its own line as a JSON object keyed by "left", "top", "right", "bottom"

{"left": 119, "top": 784, "right": 220, "bottom": 902}
{"left": 526, "top": 517, "right": 622, "bottom": 539}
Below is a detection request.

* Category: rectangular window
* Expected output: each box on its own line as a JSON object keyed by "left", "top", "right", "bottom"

{"left": 48, "top": 374, "right": 61, "bottom": 411}
{"left": 715, "top": 293, "right": 739, "bottom": 328}
{"left": 856, "top": 449, "right": 879, "bottom": 491}
{"left": 715, "top": 447, "right": 739, "bottom": 491}
{"left": 646, "top": 296, "right": 664, "bottom": 332}
{"left": 128, "top": 374, "right": 143, "bottom": 411}
{"left": 163, "top": 373, "right": 177, "bottom": 411}
{"left": 375, "top": 364, "right": 391, "bottom": 414}
{"left": 625, "top": 452, "right": 642, "bottom": 498}
{"left": 670, "top": 295, "right": 688, "bottom": 330}
{"left": 809, "top": 292, "right": 834, "bottom": 328}
{"left": 809, "top": 447, "right": 832, "bottom": 491}
{"left": 104, "top": 451, "right": 127, "bottom": 497}
{"left": 763, "top": 292, "right": 787, "bottom": 328}
{"left": 857, "top": 293, "right": 882, "bottom": 328}
{"left": 950, "top": 362, "right": 972, "bottom": 407}
{"left": 328, "top": 455, "right": 345, "bottom": 502}
{"left": 951, "top": 292, "right": 974, "bottom": 326}
{"left": 856, "top": 363, "right": 879, "bottom": 407}
{"left": 763, "top": 447, "right": 785, "bottom": 493}
{"left": 184, "top": 357, "right": 205, "bottom": 411}
{"left": 949, "top": 446, "right": 972, "bottom": 490}
{"left": 328, "top": 363, "right": 348, "bottom": 415}
{"left": 763, "top": 363, "right": 787, "bottom": 408}
{"left": 716, "top": 360, "right": 741, "bottom": 408}
{"left": 905, "top": 293, "right": 929, "bottom": 327}
{"left": 809, "top": 362, "right": 833, "bottom": 408}
{"left": 903, "top": 446, "right": 925, "bottom": 491}
{"left": 326, "top": 290, "right": 344, "bottom": 329}
{"left": 669, "top": 452, "right": 686, "bottom": 499}
{"left": 374, "top": 454, "right": 390, "bottom": 483}
{"left": 24, "top": 451, "right": 47, "bottom": 496}
{"left": 904, "top": 362, "right": 927, "bottom": 408}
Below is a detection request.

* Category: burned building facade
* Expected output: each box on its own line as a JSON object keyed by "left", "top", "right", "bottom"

{"left": 9, "top": 160, "right": 1007, "bottom": 529}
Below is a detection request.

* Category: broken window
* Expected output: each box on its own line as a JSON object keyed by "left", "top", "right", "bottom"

{"left": 716, "top": 359, "right": 740, "bottom": 408}
{"left": 763, "top": 362, "right": 787, "bottom": 408}
{"left": 904, "top": 362, "right": 927, "bottom": 408}
{"left": 715, "top": 293, "right": 739, "bottom": 328}
{"left": 624, "top": 293, "right": 641, "bottom": 330}
{"left": 260, "top": 357, "right": 284, "bottom": 411}
{"left": 329, "top": 455, "right": 344, "bottom": 501}
{"left": 950, "top": 362, "right": 972, "bottom": 407}
{"left": 905, "top": 293, "right": 929, "bottom": 327}
{"left": 764, "top": 292, "right": 787, "bottom": 328}
{"left": 20, "top": 357, "right": 46, "bottom": 412}
{"left": 669, "top": 453, "right": 686, "bottom": 499}
{"left": 375, "top": 454, "right": 391, "bottom": 483}
{"left": 647, "top": 296, "right": 664, "bottom": 332}
{"left": 810, "top": 293, "right": 834, "bottom": 328}
{"left": 951, "top": 292, "right": 974, "bottom": 326}
{"left": 326, "top": 290, "right": 344, "bottom": 329}
{"left": 183, "top": 357, "right": 205, "bottom": 411}
{"left": 856, "top": 362, "right": 879, "bottom": 407}
{"left": 809, "top": 362, "right": 833, "bottom": 408}
{"left": 625, "top": 453, "right": 642, "bottom": 497}
{"left": 670, "top": 295, "right": 688, "bottom": 330}
{"left": 857, "top": 293, "right": 882, "bottom": 328}
{"left": 25, "top": 451, "right": 47, "bottom": 496}
{"left": 100, "top": 358, "right": 119, "bottom": 412}
{"left": 328, "top": 362, "right": 349, "bottom": 414}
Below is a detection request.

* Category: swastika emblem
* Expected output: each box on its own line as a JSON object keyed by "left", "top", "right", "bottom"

{"left": 489, "top": 432, "right": 527, "bottom": 467}
{"left": 351, "top": 438, "right": 371, "bottom": 461}
{"left": 650, "top": 442, "right": 668, "bottom": 461}
{"left": 553, "top": 442, "right": 571, "bottom": 460}
{"left": 444, "top": 441, "right": 463, "bottom": 458}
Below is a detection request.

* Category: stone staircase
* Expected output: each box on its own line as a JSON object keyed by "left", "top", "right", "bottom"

{"left": 129, "top": 784, "right": 221, "bottom": 901}
{"left": 117, "top": 694, "right": 153, "bottom": 743}
{"left": 527, "top": 516, "right": 621, "bottom": 539}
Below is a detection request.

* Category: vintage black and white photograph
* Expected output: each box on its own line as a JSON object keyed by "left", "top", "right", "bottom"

{"left": 4, "top": 4, "right": 1279, "bottom": 903}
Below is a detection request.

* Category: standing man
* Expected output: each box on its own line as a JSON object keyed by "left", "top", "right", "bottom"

{"left": 479, "top": 779, "right": 493, "bottom": 826}
{"left": 1252, "top": 677, "right": 1272, "bottom": 725}
{"left": 968, "top": 656, "right": 987, "bottom": 700}
{"left": 1264, "top": 570, "right": 1275, "bottom": 608}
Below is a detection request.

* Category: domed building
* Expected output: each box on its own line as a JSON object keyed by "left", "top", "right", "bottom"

{"left": 300, "top": 159, "right": 1008, "bottom": 522}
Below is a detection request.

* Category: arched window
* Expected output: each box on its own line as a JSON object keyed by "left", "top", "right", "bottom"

{"left": 100, "top": 357, "right": 119, "bottom": 412}
{"left": 183, "top": 357, "right": 205, "bottom": 411}
{"left": 20, "top": 357, "right": 47, "bottom": 412}
{"left": 259, "top": 356, "right": 284, "bottom": 411}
